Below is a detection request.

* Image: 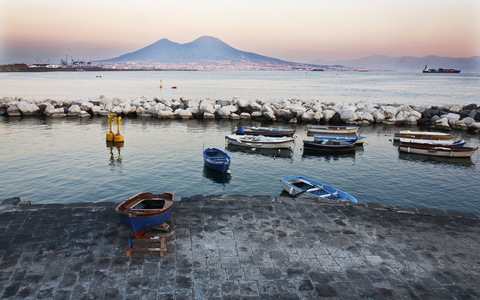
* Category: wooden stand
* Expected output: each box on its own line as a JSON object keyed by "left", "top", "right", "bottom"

{"left": 126, "top": 236, "right": 168, "bottom": 257}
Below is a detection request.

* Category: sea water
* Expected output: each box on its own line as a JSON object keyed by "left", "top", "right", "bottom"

{"left": 0, "top": 71, "right": 479, "bottom": 215}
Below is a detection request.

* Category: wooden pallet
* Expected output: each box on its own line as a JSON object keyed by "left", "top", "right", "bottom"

{"left": 126, "top": 236, "right": 168, "bottom": 257}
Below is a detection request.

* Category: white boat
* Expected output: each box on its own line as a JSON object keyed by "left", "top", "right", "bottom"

{"left": 399, "top": 142, "right": 478, "bottom": 158}
{"left": 307, "top": 125, "right": 359, "bottom": 135}
{"left": 314, "top": 134, "right": 366, "bottom": 145}
{"left": 225, "top": 135, "right": 294, "bottom": 149}
{"left": 393, "top": 130, "right": 454, "bottom": 141}
{"left": 398, "top": 137, "right": 465, "bottom": 146}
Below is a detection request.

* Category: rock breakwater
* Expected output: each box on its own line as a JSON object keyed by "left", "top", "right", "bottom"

{"left": 2, "top": 96, "right": 480, "bottom": 132}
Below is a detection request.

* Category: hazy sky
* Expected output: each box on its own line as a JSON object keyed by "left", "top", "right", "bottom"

{"left": 1, "top": 0, "right": 479, "bottom": 63}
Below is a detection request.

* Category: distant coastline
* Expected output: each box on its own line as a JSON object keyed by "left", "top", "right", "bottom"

{"left": 0, "top": 63, "right": 199, "bottom": 72}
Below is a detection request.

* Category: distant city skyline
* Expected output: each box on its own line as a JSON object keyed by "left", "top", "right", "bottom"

{"left": 1, "top": 0, "right": 479, "bottom": 64}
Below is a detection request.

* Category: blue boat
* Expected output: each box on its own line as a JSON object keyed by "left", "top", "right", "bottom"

{"left": 314, "top": 134, "right": 366, "bottom": 145}
{"left": 303, "top": 139, "right": 356, "bottom": 152}
{"left": 115, "top": 192, "right": 175, "bottom": 238}
{"left": 280, "top": 176, "right": 357, "bottom": 203}
{"left": 203, "top": 148, "right": 231, "bottom": 173}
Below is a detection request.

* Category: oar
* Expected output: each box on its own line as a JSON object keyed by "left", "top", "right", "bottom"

{"left": 291, "top": 184, "right": 318, "bottom": 198}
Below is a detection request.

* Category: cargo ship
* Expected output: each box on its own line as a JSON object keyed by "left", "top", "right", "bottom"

{"left": 423, "top": 65, "right": 460, "bottom": 73}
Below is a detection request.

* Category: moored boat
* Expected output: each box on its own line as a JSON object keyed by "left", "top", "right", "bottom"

{"left": 398, "top": 137, "right": 466, "bottom": 146}
{"left": 225, "top": 134, "right": 294, "bottom": 149}
{"left": 423, "top": 65, "right": 460, "bottom": 73}
{"left": 303, "top": 139, "right": 356, "bottom": 152}
{"left": 203, "top": 147, "right": 231, "bottom": 173}
{"left": 280, "top": 175, "right": 357, "bottom": 203}
{"left": 314, "top": 134, "right": 366, "bottom": 145}
{"left": 399, "top": 142, "right": 478, "bottom": 158}
{"left": 235, "top": 126, "right": 295, "bottom": 137}
{"left": 393, "top": 130, "right": 454, "bottom": 141}
{"left": 307, "top": 125, "right": 359, "bottom": 135}
{"left": 115, "top": 192, "right": 175, "bottom": 238}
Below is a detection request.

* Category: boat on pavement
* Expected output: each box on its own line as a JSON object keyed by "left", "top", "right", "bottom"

{"left": 280, "top": 175, "right": 357, "bottom": 203}
{"left": 399, "top": 142, "right": 478, "bottom": 158}
{"left": 225, "top": 134, "right": 294, "bottom": 149}
{"left": 307, "top": 125, "right": 359, "bottom": 135}
{"left": 203, "top": 148, "right": 231, "bottom": 173}
{"left": 235, "top": 126, "right": 295, "bottom": 137}
{"left": 115, "top": 192, "right": 175, "bottom": 239}
{"left": 314, "top": 134, "right": 366, "bottom": 145}
{"left": 303, "top": 139, "right": 357, "bottom": 152}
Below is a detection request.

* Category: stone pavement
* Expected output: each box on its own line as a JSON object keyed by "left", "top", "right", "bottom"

{"left": 0, "top": 195, "right": 479, "bottom": 299}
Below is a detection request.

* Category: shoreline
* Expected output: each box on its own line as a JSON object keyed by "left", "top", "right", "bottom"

{"left": 1, "top": 96, "right": 480, "bottom": 133}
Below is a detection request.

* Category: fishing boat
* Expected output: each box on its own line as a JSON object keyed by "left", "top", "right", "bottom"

{"left": 314, "top": 134, "right": 366, "bottom": 145}
{"left": 115, "top": 192, "right": 175, "bottom": 239}
{"left": 397, "top": 137, "right": 466, "bottom": 146}
{"left": 398, "top": 142, "right": 478, "bottom": 158}
{"left": 307, "top": 125, "right": 359, "bottom": 135}
{"left": 303, "top": 139, "right": 356, "bottom": 152}
{"left": 235, "top": 126, "right": 295, "bottom": 137}
{"left": 280, "top": 175, "right": 357, "bottom": 203}
{"left": 393, "top": 130, "right": 454, "bottom": 141}
{"left": 225, "top": 135, "right": 294, "bottom": 149}
{"left": 203, "top": 148, "right": 231, "bottom": 173}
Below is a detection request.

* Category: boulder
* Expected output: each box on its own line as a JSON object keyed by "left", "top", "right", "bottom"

{"left": 157, "top": 110, "right": 174, "bottom": 119}
{"left": 409, "top": 110, "right": 422, "bottom": 120}
{"left": 322, "top": 110, "right": 336, "bottom": 122}
{"left": 435, "top": 117, "right": 450, "bottom": 129}
{"left": 240, "top": 112, "right": 251, "bottom": 119}
{"left": 230, "top": 113, "right": 240, "bottom": 120}
{"left": 361, "top": 111, "right": 375, "bottom": 123}
{"left": 17, "top": 101, "right": 40, "bottom": 115}
{"left": 79, "top": 111, "right": 90, "bottom": 118}
{"left": 301, "top": 111, "right": 315, "bottom": 122}
{"left": 381, "top": 106, "right": 398, "bottom": 119}
{"left": 404, "top": 117, "right": 418, "bottom": 124}
{"left": 444, "top": 113, "right": 461, "bottom": 125}
{"left": 80, "top": 101, "right": 94, "bottom": 111}
{"left": 203, "top": 112, "right": 216, "bottom": 119}
{"left": 372, "top": 110, "right": 385, "bottom": 123}
{"left": 67, "top": 105, "right": 82, "bottom": 116}
{"left": 7, "top": 104, "right": 21, "bottom": 117}
{"left": 461, "top": 117, "right": 475, "bottom": 126}
{"left": 339, "top": 109, "right": 356, "bottom": 122}
{"left": 173, "top": 108, "right": 192, "bottom": 119}
{"left": 251, "top": 111, "right": 263, "bottom": 118}
{"left": 91, "top": 106, "right": 102, "bottom": 115}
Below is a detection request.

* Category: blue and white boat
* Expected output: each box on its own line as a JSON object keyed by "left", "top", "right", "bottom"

{"left": 314, "top": 134, "right": 366, "bottom": 145}
{"left": 280, "top": 176, "right": 357, "bottom": 203}
{"left": 303, "top": 139, "right": 356, "bottom": 152}
{"left": 203, "top": 148, "right": 231, "bottom": 173}
{"left": 115, "top": 192, "right": 175, "bottom": 239}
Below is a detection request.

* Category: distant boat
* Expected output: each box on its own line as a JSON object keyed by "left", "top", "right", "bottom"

{"left": 280, "top": 175, "right": 357, "bottom": 203}
{"left": 399, "top": 142, "right": 478, "bottom": 158}
{"left": 303, "top": 139, "right": 357, "bottom": 152}
{"left": 423, "top": 65, "right": 460, "bottom": 73}
{"left": 115, "top": 192, "right": 175, "bottom": 239}
{"left": 307, "top": 125, "right": 359, "bottom": 135}
{"left": 393, "top": 130, "right": 455, "bottom": 141}
{"left": 235, "top": 126, "right": 295, "bottom": 137}
{"left": 314, "top": 134, "right": 366, "bottom": 145}
{"left": 203, "top": 148, "right": 231, "bottom": 173}
{"left": 225, "top": 134, "right": 294, "bottom": 149}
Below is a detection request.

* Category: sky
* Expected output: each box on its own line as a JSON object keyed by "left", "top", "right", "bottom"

{"left": 1, "top": 0, "right": 479, "bottom": 64}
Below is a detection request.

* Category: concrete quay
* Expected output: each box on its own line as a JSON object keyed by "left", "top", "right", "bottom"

{"left": 0, "top": 195, "right": 479, "bottom": 299}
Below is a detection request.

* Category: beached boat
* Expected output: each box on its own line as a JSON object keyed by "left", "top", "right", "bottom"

{"left": 393, "top": 130, "right": 454, "bottom": 141}
{"left": 203, "top": 148, "right": 231, "bottom": 173}
{"left": 280, "top": 175, "right": 357, "bottom": 203}
{"left": 303, "top": 139, "right": 357, "bottom": 152}
{"left": 398, "top": 137, "right": 466, "bottom": 146}
{"left": 235, "top": 126, "right": 295, "bottom": 137}
{"left": 307, "top": 125, "right": 359, "bottom": 135}
{"left": 225, "top": 134, "right": 294, "bottom": 149}
{"left": 314, "top": 134, "right": 366, "bottom": 145}
{"left": 115, "top": 192, "right": 175, "bottom": 238}
{"left": 399, "top": 142, "right": 478, "bottom": 158}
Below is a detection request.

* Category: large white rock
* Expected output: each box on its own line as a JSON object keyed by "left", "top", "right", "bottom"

{"left": 314, "top": 111, "right": 324, "bottom": 122}
{"left": 157, "top": 110, "right": 174, "bottom": 119}
{"left": 16, "top": 101, "right": 40, "bottom": 115}
{"left": 79, "top": 111, "right": 90, "bottom": 118}
{"left": 361, "top": 111, "right": 375, "bottom": 123}
{"left": 322, "top": 110, "right": 336, "bottom": 122}
{"left": 261, "top": 105, "right": 276, "bottom": 121}
{"left": 404, "top": 116, "right": 418, "bottom": 124}
{"left": 444, "top": 113, "right": 461, "bottom": 125}
{"left": 395, "top": 111, "right": 410, "bottom": 122}
{"left": 448, "top": 104, "right": 462, "bottom": 113}
{"left": 235, "top": 99, "right": 249, "bottom": 108}
{"left": 7, "top": 104, "right": 21, "bottom": 116}
{"left": 122, "top": 104, "right": 136, "bottom": 115}
{"left": 203, "top": 112, "right": 215, "bottom": 119}
{"left": 468, "top": 122, "right": 480, "bottom": 131}
{"left": 112, "top": 106, "right": 123, "bottom": 114}
{"left": 68, "top": 105, "right": 81, "bottom": 116}
{"left": 339, "top": 109, "right": 356, "bottom": 122}
{"left": 301, "top": 111, "right": 315, "bottom": 122}
{"left": 218, "top": 105, "right": 238, "bottom": 118}
{"left": 381, "top": 106, "right": 398, "bottom": 119}
{"left": 435, "top": 117, "right": 450, "bottom": 128}
{"left": 240, "top": 112, "right": 251, "bottom": 119}
{"left": 80, "top": 101, "right": 94, "bottom": 111}
{"left": 174, "top": 108, "right": 192, "bottom": 119}
{"left": 461, "top": 117, "right": 475, "bottom": 126}
{"left": 199, "top": 100, "right": 215, "bottom": 114}
{"left": 91, "top": 106, "right": 101, "bottom": 115}
{"left": 409, "top": 110, "right": 422, "bottom": 120}
{"left": 251, "top": 111, "right": 263, "bottom": 118}
{"left": 105, "top": 102, "right": 114, "bottom": 112}
{"left": 249, "top": 100, "right": 262, "bottom": 111}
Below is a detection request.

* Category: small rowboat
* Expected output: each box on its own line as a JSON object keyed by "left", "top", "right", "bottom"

{"left": 115, "top": 192, "right": 175, "bottom": 238}
{"left": 393, "top": 130, "right": 454, "bottom": 141}
{"left": 225, "top": 134, "right": 294, "bottom": 149}
{"left": 235, "top": 126, "right": 295, "bottom": 137}
{"left": 280, "top": 175, "right": 357, "bottom": 203}
{"left": 307, "top": 125, "right": 359, "bottom": 135}
{"left": 399, "top": 142, "right": 478, "bottom": 158}
{"left": 203, "top": 148, "right": 231, "bottom": 173}
{"left": 398, "top": 137, "right": 466, "bottom": 146}
{"left": 303, "top": 139, "right": 356, "bottom": 152}
{"left": 314, "top": 134, "right": 366, "bottom": 145}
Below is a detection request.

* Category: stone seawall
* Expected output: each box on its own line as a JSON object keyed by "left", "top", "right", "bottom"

{"left": 2, "top": 96, "right": 480, "bottom": 132}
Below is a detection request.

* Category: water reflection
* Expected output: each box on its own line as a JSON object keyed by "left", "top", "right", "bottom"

{"left": 398, "top": 151, "right": 475, "bottom": 168}
{"left": 203, "top": 165, "right": 231, "bottom": 184}
{"left": 106, "top": 141, "right": 124, "bottom": 173}
{"left": 226, "top": 144, "right": 293, "bottom": 159}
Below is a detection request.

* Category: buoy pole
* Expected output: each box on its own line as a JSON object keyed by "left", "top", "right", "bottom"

{"left": 160, "top": 79, "right": 163, "bottom": 88}
{"left": 106, "top": 114, "right": 114, "bottom": 142}
{"left": 114, "top": 116, "right": 124, "bottom": 143}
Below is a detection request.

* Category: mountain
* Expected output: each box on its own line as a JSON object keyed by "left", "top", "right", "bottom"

{"left": 311, "top": 55, "right": 480, "bottom": 73}
{"left": 100, "top": 36, "right": 311, "bottom": 69}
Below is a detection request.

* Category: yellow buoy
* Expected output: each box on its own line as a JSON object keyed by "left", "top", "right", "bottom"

{"left": 160, "top": 79, "right": 163, "bottom": 88}
{"left": 106, "top": 114, "right": 114, "bottom": 142}
{"left": 113, "top": 116, "right": 124, "bottom": 143}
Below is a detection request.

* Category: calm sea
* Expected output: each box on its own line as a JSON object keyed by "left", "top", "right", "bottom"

{"left": 1, "top": 71, "right": 479, "bottom": 215}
